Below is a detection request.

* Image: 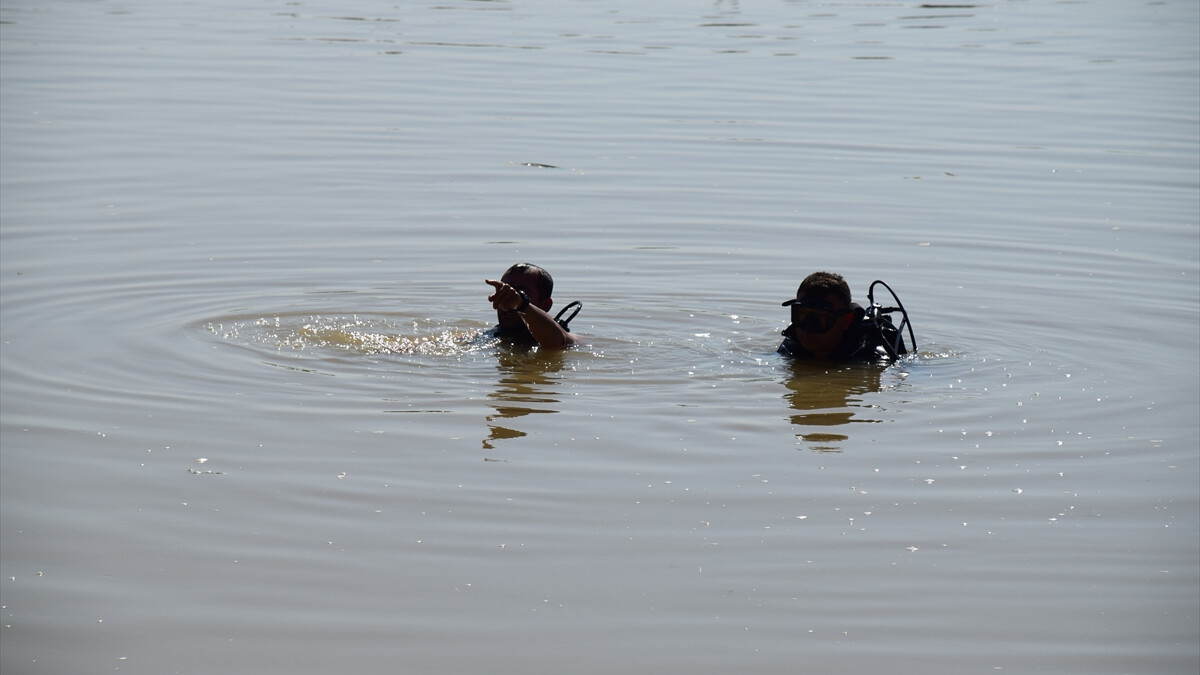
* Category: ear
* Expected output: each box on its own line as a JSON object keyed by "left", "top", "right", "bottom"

{"left": 539, "top": 297, "right": 554, "bottom": 312}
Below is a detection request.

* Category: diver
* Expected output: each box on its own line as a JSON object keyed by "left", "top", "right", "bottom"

{"left": 778, "top": 271, "right": 914, "bottom": 362}
{"left": 486, "top": 263, "right": 582, "bottom": 350}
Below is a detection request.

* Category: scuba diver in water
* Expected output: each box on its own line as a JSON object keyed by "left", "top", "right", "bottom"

{"left": 486, "top": 263, "right": 582, "bottom": 350}
{"left": 778, "top": 271, "right": 914, "bottom": 362}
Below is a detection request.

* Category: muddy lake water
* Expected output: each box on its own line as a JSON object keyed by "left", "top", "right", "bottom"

{"left": 2, "top": 1, "right": 1198, "bottom": 673}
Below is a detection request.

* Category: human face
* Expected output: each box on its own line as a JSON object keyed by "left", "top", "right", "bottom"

{"left": 789, "top": 292, "right": 852, "bottom": 358}
{"left": 496, "top": 270, "right": 550, "bottom": 330}
{"left": 501, "top": 270, "right": 544, "bottom": 302}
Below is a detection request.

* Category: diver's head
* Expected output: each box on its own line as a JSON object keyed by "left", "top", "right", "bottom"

{"left": 783, "top": 272, "right": 855, "bottom": 358}
{"left": 496, "top": 263, "right": 555, "bottom": 332}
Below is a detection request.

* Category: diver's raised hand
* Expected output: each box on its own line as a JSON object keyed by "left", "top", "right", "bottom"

{"left": 485, "top": 279, "right": 526, "bottom": 312}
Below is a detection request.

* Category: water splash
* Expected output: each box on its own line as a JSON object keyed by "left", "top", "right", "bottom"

{"left": 205, "top": 313, "right": 492, "bottom": 357}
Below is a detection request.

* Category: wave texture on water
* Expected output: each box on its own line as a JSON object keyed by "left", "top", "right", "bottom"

{"left": 2, "top": 1, "right": 1197, "bottom": 674}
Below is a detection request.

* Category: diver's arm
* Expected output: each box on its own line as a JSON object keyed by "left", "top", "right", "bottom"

{"left": 516, "top": 302, "right": 579, "bottom": 349}
{"left": 485, "top": 279, "right": 580, "bottom": 349}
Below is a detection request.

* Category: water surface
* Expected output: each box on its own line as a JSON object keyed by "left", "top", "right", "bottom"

{"left": 2, "top": 1, "right": 1197, "bottom": 673}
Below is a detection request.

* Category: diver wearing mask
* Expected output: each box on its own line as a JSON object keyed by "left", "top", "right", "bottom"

{"left": 778, "top": 271, "right": 912, "bottom": 362}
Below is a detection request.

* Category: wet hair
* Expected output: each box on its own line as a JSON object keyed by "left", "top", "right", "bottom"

{"left": 797, "top": 271, "right": 851, "bottom": 308}
{"left": 504, "top": 263, "right": 554, "bottom": 299}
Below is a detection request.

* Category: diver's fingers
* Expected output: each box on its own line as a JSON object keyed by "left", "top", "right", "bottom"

{"left": 484, "top": 278, "right": 508, "bottom": 302}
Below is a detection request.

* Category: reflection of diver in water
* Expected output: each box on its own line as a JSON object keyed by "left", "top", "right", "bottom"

{"left": 778, "top": 272, "right": 916, "bottom": 451}
{"left": 479, "top": 263, "right": 583, "bottom": 451}
{"left": 783, "top": 360, "right": 888, "bottom": 452}
{"left": 483, "top": 346, "right": 565, "bottom": 450}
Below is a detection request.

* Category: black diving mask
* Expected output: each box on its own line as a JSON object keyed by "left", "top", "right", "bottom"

{"left": 782, "top": 299, "right": 848, "bottom": 334}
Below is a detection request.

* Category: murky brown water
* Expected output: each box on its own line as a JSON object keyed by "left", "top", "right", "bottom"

{"left": 2, "top": 1, "right": 1197, "bottom": 673}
